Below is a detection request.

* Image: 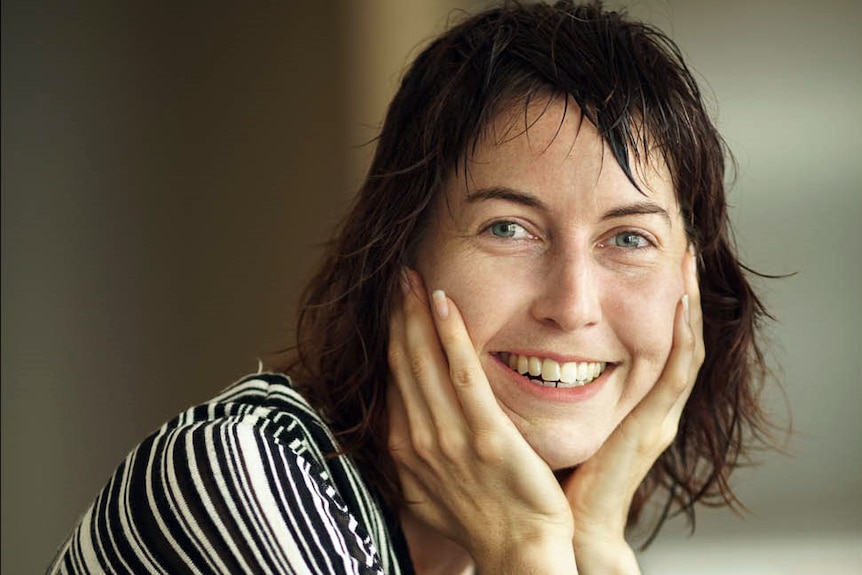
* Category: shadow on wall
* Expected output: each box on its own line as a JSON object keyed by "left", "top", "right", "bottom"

{"left": 2, "top": 2, "right": 350, "bottom": 573}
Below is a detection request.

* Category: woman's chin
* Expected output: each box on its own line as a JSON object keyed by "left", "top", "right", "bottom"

{"left": 498, "top": 399, "right": 619, "bottom": 471}
{"left": 528, "top": 434, "right": 605, "bottom": 471}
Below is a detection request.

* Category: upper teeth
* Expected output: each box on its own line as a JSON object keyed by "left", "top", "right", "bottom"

{"left": 500, "top": 353, "right": 606, "bottom": 388}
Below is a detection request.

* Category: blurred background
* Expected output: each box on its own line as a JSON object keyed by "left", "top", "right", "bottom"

{"left": 3, "top": 0, "right": 860, "bottom": 573}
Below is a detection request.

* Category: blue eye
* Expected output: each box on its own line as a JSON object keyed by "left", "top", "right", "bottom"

{"left": 489, "top": 221, "right": 529, "bottom": 239}
{"left": 612, "top": 232, "right": 650, "bottom": 248}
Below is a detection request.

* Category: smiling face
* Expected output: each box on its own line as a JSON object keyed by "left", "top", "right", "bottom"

{"left": 414, "top": 99, "right": 691, "bottom": 469}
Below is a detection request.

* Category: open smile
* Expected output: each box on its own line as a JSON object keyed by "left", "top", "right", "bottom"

{"left": 496, "top": 352, "right": 608, "bottom": 388}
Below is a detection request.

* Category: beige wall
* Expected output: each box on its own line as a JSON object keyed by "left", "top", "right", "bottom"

{"left": 345, "top": 0, "right": 476, "bottom": 187}
{"left": 3, "top": 1, "right": 861, "bottom": 573}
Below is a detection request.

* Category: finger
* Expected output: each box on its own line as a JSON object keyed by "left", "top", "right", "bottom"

{"left": 665, "top": 247, "right": 705, "bottom": 419}
{"left": 386, "top": 383, "right": 413, "bottom": 461}
{"left": 685, "top": 247, "right": 706, "bottom": 378}
{"left": 389, "top": 269, "right": 470, "bottom": 449}
{"left": 664, "top": 292, "right": 699, "bottom": 422}
{"left": 400, "top": 270, "right": 467, "bottom": 430}
{"left": 388, "top": 284, "right": 436, "bottom": 430}
{"left": 428, "top": 288, "right": 508, "bottom": 434}
{"left": 625, "top": 264, "right": 699, "bottom": 433}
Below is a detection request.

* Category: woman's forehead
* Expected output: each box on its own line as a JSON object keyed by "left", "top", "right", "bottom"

{"left": 453, "top": 98, "right": 677, "bottom": 210}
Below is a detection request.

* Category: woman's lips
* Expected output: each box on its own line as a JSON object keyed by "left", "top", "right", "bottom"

{"left": 490, "top": 352, "right": 615, "bottom": 403}
{"left": 496, "top": 352, "right": 607, "bottom": 388}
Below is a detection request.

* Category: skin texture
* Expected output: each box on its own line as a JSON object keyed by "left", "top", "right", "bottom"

{"left": 387, "top": 101, "right": 705, "bottom": 574}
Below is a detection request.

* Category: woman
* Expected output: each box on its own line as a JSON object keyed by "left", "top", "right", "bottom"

{"left": 48, "top": 1, "right": 772, "bottom": 573}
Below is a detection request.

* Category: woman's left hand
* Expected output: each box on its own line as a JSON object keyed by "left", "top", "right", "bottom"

{"left": 562, "top": 248, "right": 705, "bottom": 574}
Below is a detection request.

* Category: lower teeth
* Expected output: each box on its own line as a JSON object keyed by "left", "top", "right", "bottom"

{"left": 527, "top": 376, "right": 591, "bottom": 388}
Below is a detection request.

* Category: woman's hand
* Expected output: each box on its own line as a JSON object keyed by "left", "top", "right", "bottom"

{"left": 387, "top": 269, "right": 577, "bottom": 574}
{"left": 562, "top": 248, "right": 705, "bottom": 574}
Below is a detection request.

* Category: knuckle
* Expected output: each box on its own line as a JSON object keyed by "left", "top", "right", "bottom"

{"left": 437, "top": 431, "right": 468, "bottom": 460}
{"left": 449, "top": 364, "right": 474, "bottom": 389}
{"left": 408, "top": 353, "right": 434, "bottom": 380}
{"left": 695, "top": 342, "right": 706, "bottom": 365}
{"left": 387, "top": 340, "right": 405, "bottom": 368}
{"left": 388, "top": 433, "right": 412, "bottom": 463}
{"left": 388, "top": 440, "right": 409, "bottom": 462}
{"left": 632, "top": 419, "right": 678, "bottom": 456}
{"left": 437, "top": 329, "right": 459, "bottom": 352}
{"left": 660, "top": 421, "right": 680, "bottom": 449}
{"left": 655, "top": 417, "right": 681, "bottom": 449}
{"left": 472, "top": 431, "right": 506, "bottom": 464}
{"left": 635, "top": 430, "right": 659, "bottom": 456}
{"left": 387, "top": 417, "right": 408, "bottom": 442}
{"left": 681, "top": 326, "right": 697, "bottom": 351}
{"left": 409, "top": 429, "right": 438, "bottom": 461}
{"left": 670, "top": 372, "right": 691, "bottom": 394}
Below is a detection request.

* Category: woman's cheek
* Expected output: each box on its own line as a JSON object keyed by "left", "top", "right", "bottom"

{"left": 609, "top": 269, "right": 682, "bottom": 365}
{"left": 434, "top": 256, "right": 530, "bottom": 349}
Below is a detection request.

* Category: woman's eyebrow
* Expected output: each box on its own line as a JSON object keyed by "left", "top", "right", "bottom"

{"left": 601, "top": 201, "right": 671, "bottom": 226}
{"left": 464, "top": 186, "right": 548, "bottom": 210}
{"left": 465, "top": 188, "right": 671, "bottom": 226}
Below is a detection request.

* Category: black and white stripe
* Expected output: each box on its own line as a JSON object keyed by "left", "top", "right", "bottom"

{"left": 47, "top": 374, "right": 413, "bottom": 574}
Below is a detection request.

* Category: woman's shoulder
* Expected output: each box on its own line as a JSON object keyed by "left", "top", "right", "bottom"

{"left": 47, "top": 372, "right": 411, "bottom": 575}
{"left": 173, "top": 372, "right": 322, "bottom": 427}
{"left": 165, "top": 371, "right": 338, "bottom": 456}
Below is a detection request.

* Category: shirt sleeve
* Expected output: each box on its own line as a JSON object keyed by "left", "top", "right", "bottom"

{"left": 47, "top": 412, "right": 387, "bottom": 575}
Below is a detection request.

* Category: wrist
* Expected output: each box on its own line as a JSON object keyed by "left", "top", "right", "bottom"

{"left": 572, "top": 537, "right": 640, "bottom": 575}
{"left": 474, "top": 531, "right": 578, "bottom": 575}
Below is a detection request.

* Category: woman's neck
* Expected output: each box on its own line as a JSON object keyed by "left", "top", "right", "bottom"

{"left": 400, "top": 510, "right": 474, "bottom": 575}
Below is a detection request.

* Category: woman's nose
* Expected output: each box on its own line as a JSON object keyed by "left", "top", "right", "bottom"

{"left": 529, "top": 251, "right": 602, "bottom": 331}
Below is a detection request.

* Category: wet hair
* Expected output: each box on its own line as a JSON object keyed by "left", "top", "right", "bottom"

{"left": 276, "top": 0, "right": 774, "bottom": 542}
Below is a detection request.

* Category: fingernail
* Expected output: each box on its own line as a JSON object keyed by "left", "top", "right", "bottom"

{"left": 432, "top": 289, "right": 449, "bottom": 320}
{"left": 400, "top": 267, "right": 411, "bottom": 295}
{"left": 682, "top": 294, "right": 690, "bottom": 324}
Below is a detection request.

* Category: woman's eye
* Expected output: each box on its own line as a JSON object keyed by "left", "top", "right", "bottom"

{"left": 488, "top": 221, "right": 531, "bottom": 239}
{"left": 611, "top": 231, "right": 651, "bottom": 249}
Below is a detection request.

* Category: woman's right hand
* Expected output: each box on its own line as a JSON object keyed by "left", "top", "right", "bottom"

{"left": 387, "top": 269, "right": 578, "bottom": 574}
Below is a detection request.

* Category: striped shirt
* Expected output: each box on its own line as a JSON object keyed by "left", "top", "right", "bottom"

{"left": 47, "top": 373, "right": 414, "bottom": 574}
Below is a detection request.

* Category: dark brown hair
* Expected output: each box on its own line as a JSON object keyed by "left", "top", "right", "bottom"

{"left": 276, "top": 0, "right": 774, "bottom": 542}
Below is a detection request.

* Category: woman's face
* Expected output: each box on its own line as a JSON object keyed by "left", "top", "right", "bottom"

{"left": 414, "top": 100, "right": 690, "bottom": 470}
